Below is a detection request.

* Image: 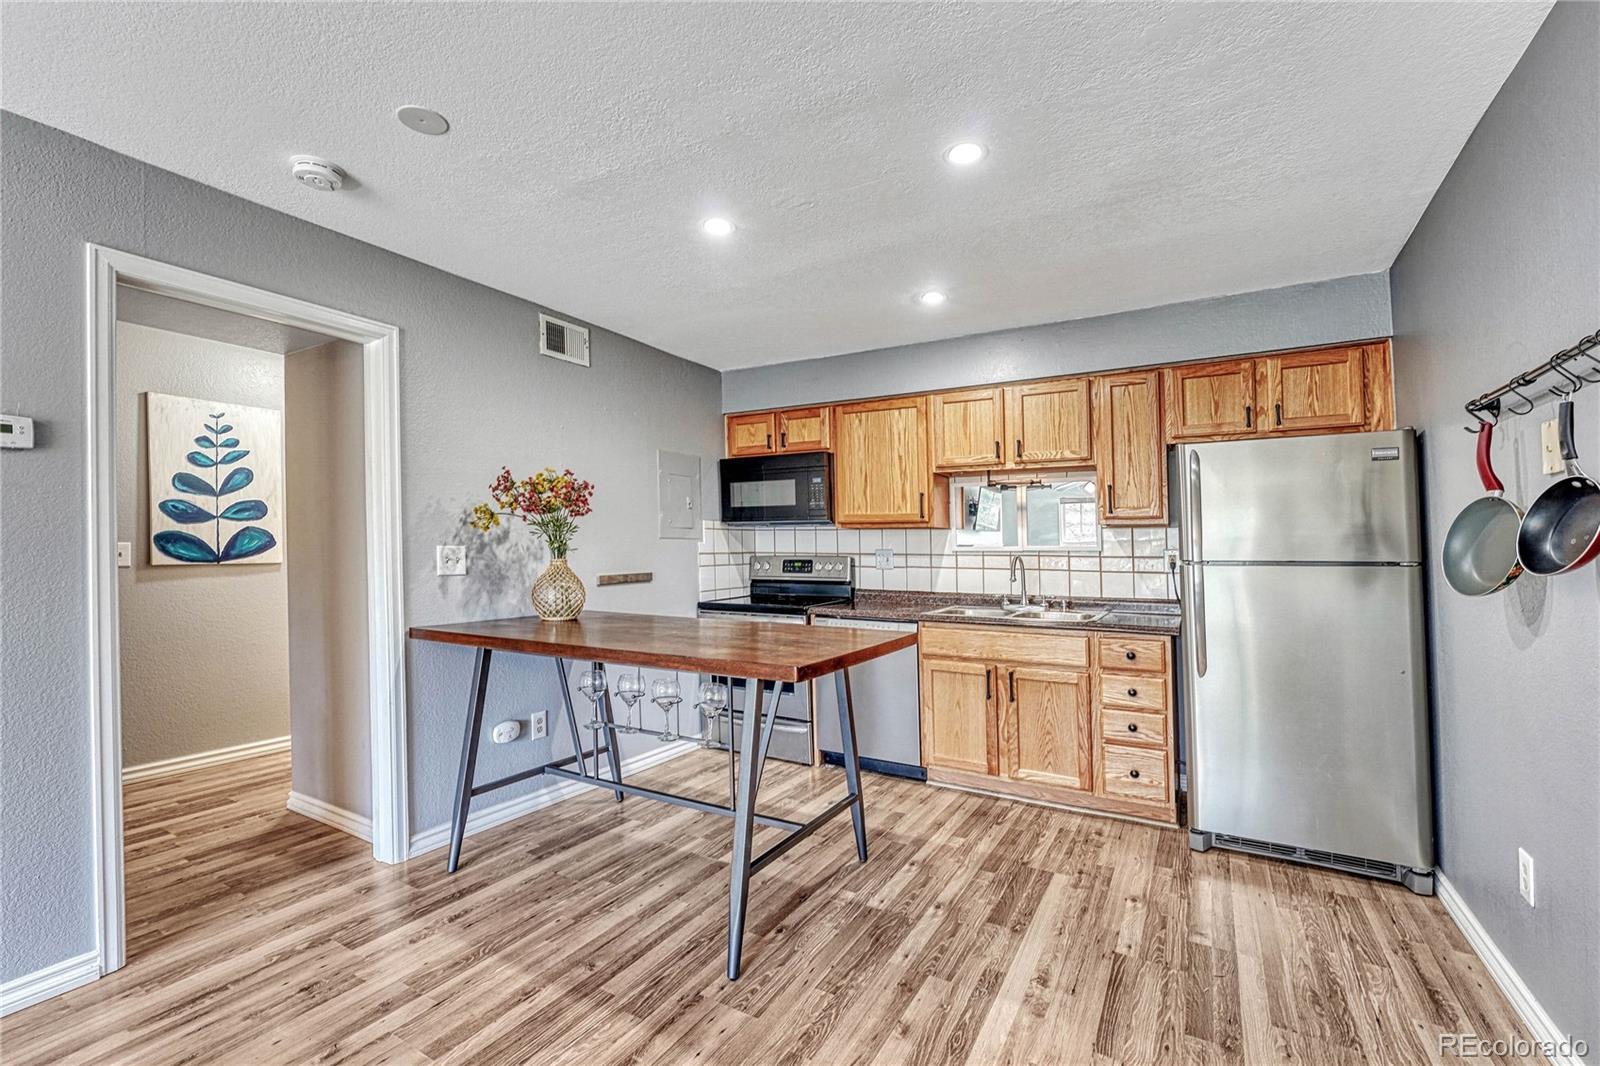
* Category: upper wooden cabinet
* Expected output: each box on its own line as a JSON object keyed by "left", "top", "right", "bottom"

{"left": 1094, "top": 371, "right": 1166, "bottom": 525}
{"left": 777, "top": 406, "right": 831, "bottom": 452}
{"left": 929, "top": 378, "right": 1092, "bottom": 472}
{"left": 724, "top": 406, "right": 831, "bottom": 456}
{"left": 930, "top": 387, "right": 1004, "bottom": 470}
{"left": 833, "top": 396, "right": 946, "bottom": 527}
{"left": 1006, "top": 378, "right": 1093, "bottom": 467}
{"left": 1164, "top": 343, "right": 1389, "bottom": 442}
{"left": 725, "top": 411, "right": 776, "bottom": 456}
{"left": 1262, "top": 347, "right": 1366, "bottom": 432}
{"left": 1165, "top": 359, "right": 1257, "bottom": 440}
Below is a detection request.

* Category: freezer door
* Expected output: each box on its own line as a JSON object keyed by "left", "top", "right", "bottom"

{"left": 1182, "top": 562, "right": 1434, "bottom": 869}
{"left": 1176, "top": 430, "right": 1422, "bottom": 563}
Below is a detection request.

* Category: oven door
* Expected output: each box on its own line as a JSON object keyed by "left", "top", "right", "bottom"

{"left": 694, "top": 609, "right": 813, "bottom": 764}
{"left": 719, "top": 453, "right": 831, "bottom": 524}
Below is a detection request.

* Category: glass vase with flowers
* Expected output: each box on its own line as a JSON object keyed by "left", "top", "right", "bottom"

{"left": 470, "top": 466, "right": 595, "bottom": 620}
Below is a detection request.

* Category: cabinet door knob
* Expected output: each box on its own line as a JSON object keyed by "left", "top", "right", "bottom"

{"left": 1125, "top": 650, "right": 1137, "bottom": 661}
{"left": 1129, "top": 769, "right": 1141, "bottom": 779}
{"left": 1127, "top": 722, "right": 1138, "bottom": 732}
{"left": 1127, "top": 687, "right": 1138, "bottom": 697}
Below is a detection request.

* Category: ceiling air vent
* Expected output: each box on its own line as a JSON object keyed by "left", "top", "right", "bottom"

{"left": 539, "top": 313, "right": 590, "bottom": 367}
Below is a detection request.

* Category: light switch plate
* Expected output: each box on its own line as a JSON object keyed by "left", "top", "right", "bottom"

{"left": 1541, "top": 418, "right": 1563, "bottom": 475}
{"left": 436, "top": 544, "right": 467, "bottom": 576}
{"left": 116, "top": 542, "right": 132, "bottom": 568}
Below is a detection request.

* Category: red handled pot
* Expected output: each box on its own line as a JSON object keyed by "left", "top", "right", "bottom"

{"left": 1442, "top": 421, "right": 1524, "bottom": 596}
{"left": 1516, "top": 400, "right": 1600, "bottom": 575}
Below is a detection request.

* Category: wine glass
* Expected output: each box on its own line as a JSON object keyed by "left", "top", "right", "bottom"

{"left": 695, "top": 680, "right": 726, "bottom": 747}
{"left": 578, "top": 666, "right": 607, "bottom": 729}
{"left": 615, "top": 671, "right": 645, "bottom": 730}
{"left": 652, "top": 677, "right": 683, "bottom": 741}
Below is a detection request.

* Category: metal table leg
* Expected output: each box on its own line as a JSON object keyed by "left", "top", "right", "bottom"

{"left": 554, "top": 657, "right": 591, "bottom": 778}
{"left": 833, "top": 668, "right": 868, "bottom": 863}
{"left": 595, "top": 660, "right": 624, "bottom": 801}
{"left": 447, "top": 648, "right": 493, "bottom": 873}
{"left": 726, "top": 677, "right": 768, "bottom": 980}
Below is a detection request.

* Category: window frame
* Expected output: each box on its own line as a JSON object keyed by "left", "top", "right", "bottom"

{"left": 949, "top": 473, "right": 1100, "bottom": 554}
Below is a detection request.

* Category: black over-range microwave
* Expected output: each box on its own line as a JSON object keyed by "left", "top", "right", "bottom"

{"left": 718, "top": 453, "right": 832, "bottom": 524}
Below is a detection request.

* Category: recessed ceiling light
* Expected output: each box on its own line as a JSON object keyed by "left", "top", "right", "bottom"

{"left": 396, "top": 105, "right": 449, "bottom": 136}
{"left": 917, "top": 290, "right": 947, "bottom": 307}
{"left": 943, "top": 142, "right": 986, "bottom": 166}
{"left": 702, "top": 217, "right": 735, "bottom": 237}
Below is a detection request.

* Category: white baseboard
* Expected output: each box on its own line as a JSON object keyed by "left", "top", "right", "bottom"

{"left": 408, "top": 740, "right": 697, "bottom": 859}
{"left": 1436, "top": 874, "right": 1587, "bottom": 1066}
{"left": 287, "top": 791, "right": 373, "bottom": 842}
{"left": 123, "top": 735, "right": 290, "bottom": 783}
{"left": 0, "top": 951, "right": 99, "bottom": 1018}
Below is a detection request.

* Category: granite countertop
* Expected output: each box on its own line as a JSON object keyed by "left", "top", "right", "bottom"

{"left": 808, "top": 590, "right": 1181, "bottom": 636}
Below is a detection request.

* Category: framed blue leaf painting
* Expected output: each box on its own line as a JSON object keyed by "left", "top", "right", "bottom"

{"left": 146, "top": 392, "right": 284, "bottom": 565}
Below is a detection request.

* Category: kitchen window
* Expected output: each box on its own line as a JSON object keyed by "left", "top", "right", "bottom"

{"left": 950, "top": 475, "right": 1099, "bottom": 551}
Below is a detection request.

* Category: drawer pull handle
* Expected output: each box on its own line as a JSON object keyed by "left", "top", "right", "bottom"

{"left": 1126, "top": 687, "right": 1138, "bottom": 697}
{"left": 1125, "top": 650, "right": 1137, "bottom": 661}
{"left": 1127, "top": 723, "right": 1138, "bottom": 732}
{"left": 1129, "top": 769, "right": 1141, "bottom": 780}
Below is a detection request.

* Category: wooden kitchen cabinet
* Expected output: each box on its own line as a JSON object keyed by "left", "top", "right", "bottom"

{"left": 725, "top": 411, "right": 777, "bottom": 456}
{"left": 1093, "top": 371, "right": 1166, "bottom": 525}
{"left": 777, "top": 406, "right": 830, "bottom": 452}
{"left": 919, "top": 656, "right": 996, "bottom": 775}
{"left": 999, "top": 665, "right": 1094, "bottom": 792}
{"left": 1164, "top": 359, "right": 1258, "bottom": 440}
{"left": 930, "top": 387, "right": 1004, "bottom": 470}
{"left": 1006, "top": 378, "right": 1093, "bottom": 467}
{"left": 833, "top": 396, "right": 946, "bottom": 527}
{"left": 921, "top": 622, "right": 1177, "bottom": 825}
{"left": 1262, "top": 346, "right": 1366, "bottom": 432}
{"left": 725, "top": 406, "right": 830, "bottom": 455}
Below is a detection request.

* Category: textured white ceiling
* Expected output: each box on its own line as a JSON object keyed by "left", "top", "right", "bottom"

{"left": 2, "top": 3, "right": 1549, "bottom": 370}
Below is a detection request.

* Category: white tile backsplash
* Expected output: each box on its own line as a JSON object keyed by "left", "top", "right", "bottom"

{"left": 695, "top": 520, "right": 1178, "bottom": 603}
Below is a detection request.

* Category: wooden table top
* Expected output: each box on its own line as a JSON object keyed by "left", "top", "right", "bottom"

{"left": 408, "top": 611, "right": 918, "bottom": 682}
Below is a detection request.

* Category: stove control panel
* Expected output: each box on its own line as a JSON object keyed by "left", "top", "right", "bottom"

{"left": 748, "top": 554, "right": 853, "bottom": 580}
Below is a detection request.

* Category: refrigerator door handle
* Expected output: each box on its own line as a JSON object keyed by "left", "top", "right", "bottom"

{"left": 1186, "top": 450, "right": 1207, "bottom": 677}
{"left": 1186, "top": 450, "right": 1203, "bottom": 563}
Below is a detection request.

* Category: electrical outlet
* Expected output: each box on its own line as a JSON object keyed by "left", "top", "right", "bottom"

{"left": 1518, "top": 847, "right": 1536, "bottom": 906}
{"left": 874, "top": 547, "right": 895, "bottom": 570}
{"left": 491, "top": 720, "right": 522, "bottom": 744}
{"left": 436, "top": 544, "right": 467, "bottom": 576}
{"left": 1163, "top": 548, "right": 1180, "bottom": 571}
{"left": 529, "top": 710, "right": 548, "bottom": 740}
{"left": 1541, "top": 418, "right": 1563, "bottom": 475}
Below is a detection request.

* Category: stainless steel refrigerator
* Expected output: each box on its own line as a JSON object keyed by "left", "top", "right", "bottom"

{"left": 1175, "top": 429, "right": 1435, "bottom": 894}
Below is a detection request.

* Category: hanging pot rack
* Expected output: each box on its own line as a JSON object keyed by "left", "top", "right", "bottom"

{"left": 1463, "top": 330, "right": 1600, "bottom": 432}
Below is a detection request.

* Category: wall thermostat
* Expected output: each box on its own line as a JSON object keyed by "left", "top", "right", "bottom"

{"left": 0, "top": 414, "right": 34, "bottom": 449}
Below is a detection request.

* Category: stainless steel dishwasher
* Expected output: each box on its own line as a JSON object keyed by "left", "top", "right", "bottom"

{"left": 813, "top": 616, "right": 924, "bottom": 780}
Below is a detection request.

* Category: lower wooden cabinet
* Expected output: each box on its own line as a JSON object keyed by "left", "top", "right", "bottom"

{"left": 919, "top": 622, "right": 1177, "bottom": 825}
{"left": 1000, "top": 665, "right": 1093, "bottom": 792}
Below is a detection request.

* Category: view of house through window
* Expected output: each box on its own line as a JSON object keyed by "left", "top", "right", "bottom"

{"left": 950, "top": 475, "right": 1099, "bottom": 551}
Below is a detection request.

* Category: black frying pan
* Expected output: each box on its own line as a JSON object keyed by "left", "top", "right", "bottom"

{"left": 1442, "top": 421, "right": 1524, "bottom": 596}
{"left": 1517, "top": 401, "right": 1600, "bottom": 575}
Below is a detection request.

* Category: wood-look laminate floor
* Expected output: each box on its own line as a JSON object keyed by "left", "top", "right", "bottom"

{"left": 2, "top": 750, "right": 1532, "bottom": 1066}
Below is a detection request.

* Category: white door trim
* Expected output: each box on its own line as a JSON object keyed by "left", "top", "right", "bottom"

{"left": 85, "top": 244, "right": 408, "bottom": 980}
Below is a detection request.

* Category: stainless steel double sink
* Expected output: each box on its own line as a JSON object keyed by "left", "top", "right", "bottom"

{"left": 923, "top": 603, "right": 1108, "bottom": 625}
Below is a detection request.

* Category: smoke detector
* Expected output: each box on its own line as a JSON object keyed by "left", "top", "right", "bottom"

{"left": 290, "top": 155, "right": 343, "bottom": 192}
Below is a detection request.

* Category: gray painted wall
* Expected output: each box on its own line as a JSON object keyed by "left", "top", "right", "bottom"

{"left": 114, "top": 323, "right": 292, "bottom": 767}
{"left": 0, "top": 112, "right": 722, "bottom": 982}
{"left": 1390, "top": 2, "right": 1598, "bottom": 1050}
{"left": 722, "top": 272, "right": 1392, "bottom": 412}
{"left": 285, "top": 340, "right": 370, "bottom": 817}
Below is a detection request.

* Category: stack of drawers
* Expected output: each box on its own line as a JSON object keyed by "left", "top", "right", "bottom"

{"left": 1095, "top": 635, "right": 1175, "bottom": 819}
